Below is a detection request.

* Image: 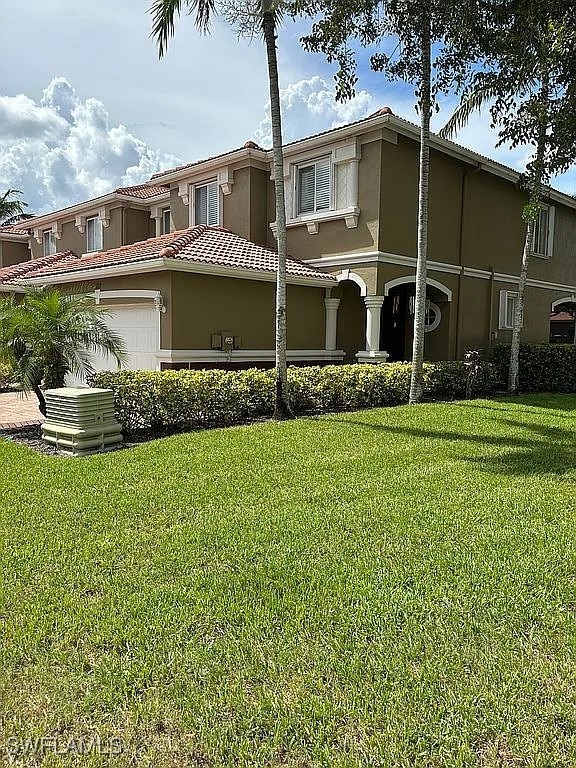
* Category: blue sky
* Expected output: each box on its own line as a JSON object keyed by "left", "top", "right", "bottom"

{"left": 0, "top": 0, "right": 574, "bottom": 214}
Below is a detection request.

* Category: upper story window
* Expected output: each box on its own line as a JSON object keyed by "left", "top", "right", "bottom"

{"left": 43, "top": 229, "right": 56, "bottom": 256}
{"left": 86, "top": 216, "right": 103, "bottom": 252}
{"left": 194, "top": 181, "right": 219, "bottom": 226}
{"left": 296, "top": 156, "right": 331, "bottom": 216}
{"left": 161, "top": 207, "right": 171, "bottom": 235}
{"left": 532, "top": 205, "right": 554, "bottom": 258}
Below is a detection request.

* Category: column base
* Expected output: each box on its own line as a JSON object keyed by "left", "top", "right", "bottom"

{"left": 355, "top": 350, "right": 390, "bottom": 364}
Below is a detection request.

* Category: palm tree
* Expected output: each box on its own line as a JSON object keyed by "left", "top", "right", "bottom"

{"left": 0, "top": 189, "right": 33, "bottom": 226}
{"left": 409, "top": 14, "right": 431, "bottom": 404}
{"left": 439, "top": 3, "right": 575, "bottom": 393}
{"left": 149, "top": 0, "right": 294, "bottom": 419}
{"left": 0, "top": 287, "right": 127, "bottom": 416}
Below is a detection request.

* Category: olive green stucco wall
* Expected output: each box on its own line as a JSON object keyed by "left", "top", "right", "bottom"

{"left": 124, "top": 209, "right": 152, "bottom": 246}
{"left": 170, "top": 272, "right": 325, "bottom": 351}
{"left": 0, "top": 239, "right": 29, "bottom": 267}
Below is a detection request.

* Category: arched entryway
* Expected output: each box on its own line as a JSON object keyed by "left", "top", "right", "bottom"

{"left": 550, "top": 297, "right": 576, "bottom": 343}
{"left": 381, "top": 277, "right": 451, "bottom": 361}
{"left": 333, "top": 278, "right": 366, "bottom": 362}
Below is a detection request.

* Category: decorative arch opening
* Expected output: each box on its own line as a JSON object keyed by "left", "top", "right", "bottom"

{"left": 381, "top": 276, "right": 451, "bottom": 361}
{"left": 384, "top": 275, "right": 452, "bottom": 301}
{"left": 336, "top": 269, "right": 368, "bottom": 297}
{"left": 333, "top": 277, "right": 366, "bottom": 362}
{"left": 550, "top": 296, "right": 576, "bottom": 344}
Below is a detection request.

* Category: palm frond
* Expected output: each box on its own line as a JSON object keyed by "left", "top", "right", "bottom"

{"left": 439, "top": 85, "right": 498, "bottom": 140}
{"left": 149, "top": 0, "right": 216, "bottom": 57}
{"left": 1, "top": 213, "right": 34, "bottom": 227}
{"left": 0, "top": 189, "right": 28, "bottom": 225}
{"left": 0, "top": 286, "right": 129, "bottom": 391}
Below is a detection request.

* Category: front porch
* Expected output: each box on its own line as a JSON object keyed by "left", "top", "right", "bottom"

{"left": 327, "top": 266, "right": 455, "bottom": 363}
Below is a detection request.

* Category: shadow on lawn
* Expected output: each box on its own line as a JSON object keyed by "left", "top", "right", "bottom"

{"left": 464, "top": 394, "right": 576, "bottom": 415}
{"left": 332, "top": 405, "right": 576, "bottom": 477}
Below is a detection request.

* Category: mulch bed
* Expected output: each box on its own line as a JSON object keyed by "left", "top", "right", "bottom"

{"left": 0, "top": 424, "right": 189, "bottom": 457}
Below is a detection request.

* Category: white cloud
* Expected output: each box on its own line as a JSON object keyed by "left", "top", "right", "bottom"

{"left": 0, "top": 78, "right": 179, "bottom": 214}
{"left": 254, "top": 75, "right": 376, "bottom": 146}
{"left": 0, "top": 93, "right": 68, "bottom": 143}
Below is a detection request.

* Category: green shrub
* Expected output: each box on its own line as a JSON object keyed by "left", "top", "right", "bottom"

{"left": 91, "top": 360, "right": 496, "bottom": 433}
{"left": 492, "top": 344, "right": 576, "bottom": 392}
{"left": 0, "top": 362, "right": 14, "bottom": 391}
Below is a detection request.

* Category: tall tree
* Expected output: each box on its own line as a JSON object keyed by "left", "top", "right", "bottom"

{"left": 0, "top": 189, "right": 33, "bottom": 226}
{"left": 0, "top": 287, "right": 127, "bottom": 416}
{"left": 290, "top": 0, "right": 480, "bottom": 402}
{"left": 150, "top": 0, "right": 293, "bottom": 419}
{"left": 441, "top": 1, "right": 576, "bottom": 393}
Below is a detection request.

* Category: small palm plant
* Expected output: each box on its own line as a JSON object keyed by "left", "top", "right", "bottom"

{"left": 0, "top": 287, "right": 127, "bottom": 416}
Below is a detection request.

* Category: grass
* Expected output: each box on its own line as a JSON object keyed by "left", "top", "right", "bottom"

{"left": 1, "top": 394, "right": 576, "bottom": 767}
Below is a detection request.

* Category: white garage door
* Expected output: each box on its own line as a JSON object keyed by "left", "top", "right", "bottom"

{"left": 91, "top": 305, "right": 160, "bottom": 375}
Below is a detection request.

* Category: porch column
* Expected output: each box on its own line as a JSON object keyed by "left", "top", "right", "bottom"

{"left": 324, "top": 297, "right": 340, "bottom": 351}
{"left": 356, "top": 295, "right": 389, "bottom": 363}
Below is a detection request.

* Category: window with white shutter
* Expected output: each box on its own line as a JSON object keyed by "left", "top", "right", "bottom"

{"left": 194, "top": 181, "right": 219, "bottom": 226}
{"left": 296, "top": 156, "right": 331, "bottom": 215}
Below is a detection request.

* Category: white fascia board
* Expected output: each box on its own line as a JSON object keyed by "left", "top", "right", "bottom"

{"left": 20, "top": 257, "right": 336, "bottom": 289}
{"left": 281, "top": 115, "right": 392, "bottom": 158}
{"left": 0, "top": 284, "right": 25, "bottom": 293}
{"left": 24, "top": 193, "right": 121, "bottom": 229}
{"left": 24, "top": 191, "right": 168, "bottom": 230}
{"left": 305, "top": 250, "right": 462, "bottom": 275}
{"left": 115, "top": 192, "right": 170, "bottom": 206}
{"left": 0, "top": 233, "right": 29, "bottom": 243}
{"left": 151, "top": 148, "right": 269, "bottom": 186}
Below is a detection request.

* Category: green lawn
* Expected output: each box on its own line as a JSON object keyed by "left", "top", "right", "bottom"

{"left": 2, "top": 395, "right": 576, "bottom": 767}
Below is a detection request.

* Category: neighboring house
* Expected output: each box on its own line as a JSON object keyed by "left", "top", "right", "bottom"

{"left": 2, "top": 109, "right": 576, "bottom": 374}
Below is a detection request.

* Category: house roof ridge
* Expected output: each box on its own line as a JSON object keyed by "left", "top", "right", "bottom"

{"left": 158, "top": 225, "right": 221, "bottom": 257}
{"left": 114, "top": 183, "right": 169, "bottom": 198}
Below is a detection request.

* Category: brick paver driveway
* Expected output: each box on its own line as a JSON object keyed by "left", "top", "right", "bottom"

{"left": 0, "top": 392, "right": 43, "bottom": 429}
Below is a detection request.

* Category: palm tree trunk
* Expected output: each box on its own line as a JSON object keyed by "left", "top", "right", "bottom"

{"left": 32, "top": 382, "right": 47, "bottom": 417}
{"left": 409, "top": 18, "right": 431, "bottom": 405}
{"left": 508, "top": 68, "right": 549, "bottom": 394}
{"left": 263, "top": 5, "right": 293, "bottom": 420}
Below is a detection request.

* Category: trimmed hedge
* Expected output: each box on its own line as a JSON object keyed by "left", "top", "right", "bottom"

{"left": 91, "top": 361, "right": 496, "bottom": 432}
{"left": 492, "top": 344, "right": 576, "bottom": 392}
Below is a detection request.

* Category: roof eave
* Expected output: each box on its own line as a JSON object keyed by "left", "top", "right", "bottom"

{"left": 17, "top": 256, "right": 336, "bottom": 288}
{"left": 151, "top": 148, "right": 269, "bottom": 185}
{"left": 0, "top": 232, "right": 30, "bottom": 242}
{"left": 24, "top": 190, "right": 168, "bottom": 228}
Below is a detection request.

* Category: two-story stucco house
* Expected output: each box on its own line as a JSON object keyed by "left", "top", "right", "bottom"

{"left": 1, "top": 108, "right": 575, "bottom": 374}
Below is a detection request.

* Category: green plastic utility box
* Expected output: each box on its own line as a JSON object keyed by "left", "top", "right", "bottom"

{"left": 42, "top": 388, "right": 123, "bottom": 457}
